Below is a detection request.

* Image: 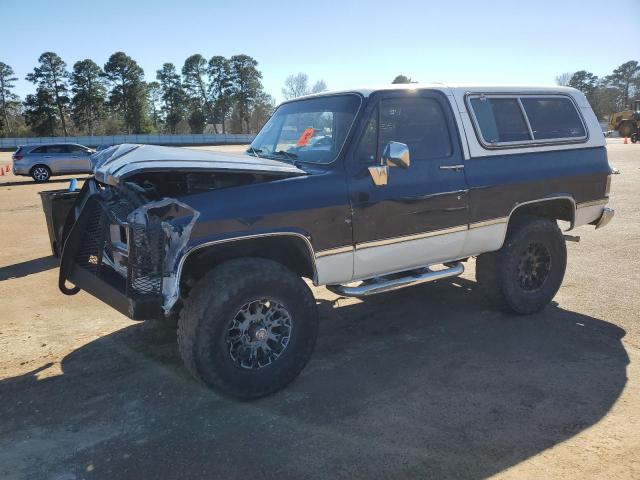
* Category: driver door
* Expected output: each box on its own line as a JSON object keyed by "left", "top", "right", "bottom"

{"left": 347, "top": 90, "right": 469, "bottom": 279}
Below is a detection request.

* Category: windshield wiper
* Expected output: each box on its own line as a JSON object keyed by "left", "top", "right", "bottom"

{"left": 249, "top": 148, "right": 303, "bottom": 167}
{"left": 246, "top": 146, "right": 263, "bottom": 157}
{"left": 270, "top": 150, "right": 298, "bottom": 160}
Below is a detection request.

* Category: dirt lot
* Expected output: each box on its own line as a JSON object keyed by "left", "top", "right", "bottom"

{"left": 0, "top": 141, "right": 638, "bottom": 479}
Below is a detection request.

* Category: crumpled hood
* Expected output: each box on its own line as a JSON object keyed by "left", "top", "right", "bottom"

{"left": 91, "top": 144, "right": 306, "bottom": 185}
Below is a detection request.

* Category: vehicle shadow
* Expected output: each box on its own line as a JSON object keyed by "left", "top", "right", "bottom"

{"left": 0, "top": 278, "right": 628, "bottom": 480}
{"left": 0, "top": 255, "right": 58, "bottom": 281}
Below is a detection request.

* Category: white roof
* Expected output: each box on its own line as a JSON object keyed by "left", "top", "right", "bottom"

{"left": 291, "top": 83, "right": 587, "bottom": 105}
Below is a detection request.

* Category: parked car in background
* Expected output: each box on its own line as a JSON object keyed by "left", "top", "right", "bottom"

{"left": 12, "top": 143, "right": 95, "bottom": 182}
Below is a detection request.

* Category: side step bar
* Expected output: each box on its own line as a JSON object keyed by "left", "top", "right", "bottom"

{"left": 326, "top": 263, "right": 464, "bottom": 298}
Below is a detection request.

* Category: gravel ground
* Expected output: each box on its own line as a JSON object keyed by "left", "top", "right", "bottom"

{"left": 0, "top": 140, "right": 638, "bottom": 479}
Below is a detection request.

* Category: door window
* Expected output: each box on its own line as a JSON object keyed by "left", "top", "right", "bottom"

{"left": 46, "top": 145, "right": 68, "bottom": 154}
{"left": 380, "top": 97, "right": 452, "bottom": 160}
{"left": 357, "top": 97, "right": 452, "bottom": 163}
{"left": 69, "top": 145, "right": 89, "bottom": 153}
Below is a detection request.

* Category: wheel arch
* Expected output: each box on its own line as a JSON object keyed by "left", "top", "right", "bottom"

{"left": 30, "top": 164, "right": 52, "bottom": 175}
{"left": 176, "top": 233, "right": 317, "bottom": 299}
{"left": 506, "top": 196, "right": 576, "bottom": 233}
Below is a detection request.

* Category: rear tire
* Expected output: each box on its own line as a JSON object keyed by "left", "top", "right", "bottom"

{"left": 476, "top": 217, "right": 567, "bottom": 314}
{"left": 619, "top": 122, "right": 636, "bottom": 138}
{"left": 178, "top": 257, "right": 318, "bottom": 399}
{"left": 31, "top": 165, "right": 51, "bottom": 182}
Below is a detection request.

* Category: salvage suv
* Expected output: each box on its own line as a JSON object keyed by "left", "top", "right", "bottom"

{"left": 49, "top": 84, "right": 614, "bottom": 399}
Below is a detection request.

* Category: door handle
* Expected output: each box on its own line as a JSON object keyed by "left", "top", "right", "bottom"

{"left": 440, "top": 164, "right": 464, "bottom": 172}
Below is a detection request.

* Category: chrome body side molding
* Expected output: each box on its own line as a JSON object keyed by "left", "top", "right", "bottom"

{"left": 355, "top": 225, "right": 468, "bottom": 251}
{"left": 316, "top": 245, "right": 354, "bottom": 258}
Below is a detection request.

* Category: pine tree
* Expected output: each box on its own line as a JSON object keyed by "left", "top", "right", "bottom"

{"left": 25, "top": 52, "right": 70, "bottom": 135}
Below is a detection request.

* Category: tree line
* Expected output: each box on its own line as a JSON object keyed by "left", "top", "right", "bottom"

{"left": 3, "top": 55, "right": 636, "bottom": 138}
{"left": 556, "top": 60, "right": 640, "bottom": 120}
{"left": 0, "top": 52, "right": 275, "bottom": 138}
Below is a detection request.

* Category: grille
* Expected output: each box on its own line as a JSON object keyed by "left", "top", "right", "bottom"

{"left": 72, "top": 193, "right": 165, "bottom": 300}
{"left": 127, "top": 219, "right": 164, "bottom": 298}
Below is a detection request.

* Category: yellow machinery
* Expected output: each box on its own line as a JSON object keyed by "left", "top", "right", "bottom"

{"left": 608, "top": 99, "right": 640, "bottom": 137}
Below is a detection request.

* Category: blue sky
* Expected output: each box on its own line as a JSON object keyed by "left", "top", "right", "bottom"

{"left": 2, "top": 0, "right": 639, "bottom": 103}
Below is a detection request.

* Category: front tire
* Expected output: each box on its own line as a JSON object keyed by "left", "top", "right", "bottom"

{"left": 31, "top": 165, "right": 51, "bottom": 182}
{"left": 476, "top": 217, "right": 567, "bottom": 314}
{"left": 178, "top": 257, "right": 318, "bottom": 399}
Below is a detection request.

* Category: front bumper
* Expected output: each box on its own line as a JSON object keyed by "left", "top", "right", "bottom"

{"left": 57, "top": 179, "right": 166, "bottom": 320}
{"left": 595, "top": 207, "right": 615, "bottom": 229}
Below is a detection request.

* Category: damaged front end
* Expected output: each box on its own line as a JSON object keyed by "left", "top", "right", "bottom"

{"left": 52, "top": 144, "right": 306, "bottom": 320}
{"left": 58, "top": 178, "right": 198, "bottom": 320}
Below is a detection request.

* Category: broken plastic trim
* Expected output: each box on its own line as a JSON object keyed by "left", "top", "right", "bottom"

{"left": 127, "top": 197, "right": 200, "bottom": 313}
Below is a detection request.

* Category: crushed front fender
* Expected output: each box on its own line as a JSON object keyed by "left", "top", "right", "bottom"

{"left": 58, "top": 179, "right": 199, "bottom": 320}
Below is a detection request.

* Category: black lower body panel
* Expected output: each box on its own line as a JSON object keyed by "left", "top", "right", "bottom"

{"left": 68, "top": 266, "right": 163, "bottom": 320}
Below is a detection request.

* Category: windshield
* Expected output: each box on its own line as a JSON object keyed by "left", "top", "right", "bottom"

{"left": 248, "top": 94, "right": 361, "bottom": 164}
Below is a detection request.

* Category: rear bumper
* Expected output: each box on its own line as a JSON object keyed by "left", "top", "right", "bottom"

{"left": 595, "top": 207, "right": 615, "bottom": 229}
{"left": 12, "top": 164, "right": 29, "bottom": 175}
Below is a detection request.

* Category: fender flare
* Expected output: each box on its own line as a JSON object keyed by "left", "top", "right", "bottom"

{"left": 492, "top": 195, "right": 577, "bottom": 250}
{"left": 168, "top": 231, "right": 318, "bottom": 310}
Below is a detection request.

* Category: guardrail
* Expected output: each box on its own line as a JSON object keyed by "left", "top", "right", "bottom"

{"left": 0, "top": 133, "right": 255, "bottom": 150}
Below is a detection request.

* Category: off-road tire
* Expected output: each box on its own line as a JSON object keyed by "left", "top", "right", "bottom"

{"left": 476, "top": 217, "right": 567, "bottom": 314}
{"left": 31, "top": 165, "right": 51, "bottom": 182}
{"left": 177, "top": 257, "right": 318, "bottom": 399}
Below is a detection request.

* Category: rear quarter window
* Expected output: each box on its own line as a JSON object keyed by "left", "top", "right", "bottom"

{"left": 520, "top": 97, "right": 586, "bottom": 140}
{"left": 469, "top": 97, "right": 530, "bottom": 144}
{"left": 467, "top": 94, "right": 587, "bottom": 148}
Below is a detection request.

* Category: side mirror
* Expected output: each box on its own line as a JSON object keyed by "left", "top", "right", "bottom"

{"left": 367, "top": 142, "right": 411, "bottom": 187}
{"left": 382, "top": 141, "right": 410, "bottom": 168}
